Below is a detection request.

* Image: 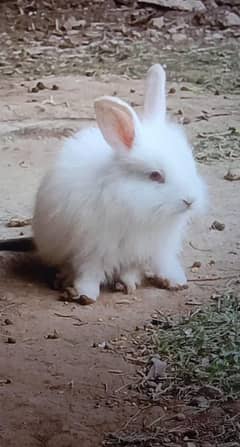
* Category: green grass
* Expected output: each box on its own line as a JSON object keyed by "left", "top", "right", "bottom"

{"left": 153, "top": 293, "right": 240, "bottom": 399}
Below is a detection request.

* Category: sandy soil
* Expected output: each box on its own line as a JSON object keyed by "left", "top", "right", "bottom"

{"left": 0, "top": 72, "right": 239, "bottom": 446}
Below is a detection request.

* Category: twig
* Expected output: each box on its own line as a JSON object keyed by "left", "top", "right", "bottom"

{"left": 188, "top": 275, "right": 238, "bottom": 283}
{"left": 230, "top": 412, "right": 240, "bottom": 421}
{"left": 195, "top": 113, "right": 234, "bottom": 122}
{"left": 73, "top": 322, "right": 88, "bottom": 327}
{"left": 210, "top": 112, "right": 234, "bottom": 118}
{"left": 114, "top": 383, "right": 130, "bottom": 394}
{"left": 189, "top": 241, "right": 211, "bottom": 252}
{"left": 188, "top": 46, "right": 216, "bottom": 53}
{"left": 54, "top": 312, "right": 83, "bottom": 323}
{"left": 121, "top": 405, "right": 151, "bottom": 431}
{"left": 189, "top": 308, "right": 202, "bottom": 319}
{"left": 147, "top": 414, "right": 165, "bottom": 428}
{"left": 198, "top": 129, "right": 237, "bottom": 138}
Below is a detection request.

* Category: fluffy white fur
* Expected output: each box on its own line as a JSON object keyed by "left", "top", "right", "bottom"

{"left": 33, "top": 64, "right": 207, "bottom": 301}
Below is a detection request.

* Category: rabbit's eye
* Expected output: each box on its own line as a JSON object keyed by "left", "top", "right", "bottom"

{"left": 149, "top": 171, "right": 165, "bottom": 184}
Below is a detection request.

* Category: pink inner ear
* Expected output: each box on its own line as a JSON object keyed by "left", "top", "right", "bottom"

{"left": 114, "top": 108, "right": 135, "bottom": 150}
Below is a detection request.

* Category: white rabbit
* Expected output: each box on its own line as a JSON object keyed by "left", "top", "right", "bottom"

{"left": 32, "top": 64, "right": 207, "bottom": 304}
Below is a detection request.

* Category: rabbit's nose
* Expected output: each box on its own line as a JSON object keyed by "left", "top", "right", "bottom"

{"left": 183, "top": 199, "right": 193, "bottom": 208}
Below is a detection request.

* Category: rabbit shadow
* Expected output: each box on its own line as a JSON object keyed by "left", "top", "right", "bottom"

{"left": 1, "top": 252, "right": 57, "bottom": 291}
{"left": 1, "top": 254, "right": 114, "bottom": 303}
{"left": 1, "top": 253, "right": 164, "bottom": 304}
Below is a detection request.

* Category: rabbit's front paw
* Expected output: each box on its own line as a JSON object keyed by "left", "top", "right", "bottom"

{"left": 153, "top": 277, "right": 188, "bottom": 291}
{"left": 60, "top": 286, "right": 96, "bottom": 305}
{"left": 75, "top": 278, "right": 99, "bottom": 304}
{"left": 152, "top": 263, "right": 188, "bottom": 291}
{"left": 59, "top": 275, "right": 100, "bottom": 305}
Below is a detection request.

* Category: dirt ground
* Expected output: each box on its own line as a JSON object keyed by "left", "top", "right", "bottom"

{"left": 0, "top": 1, "right": 240, "bottom": 446}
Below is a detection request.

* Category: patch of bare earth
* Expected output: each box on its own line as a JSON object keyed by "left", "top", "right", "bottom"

{"left": 0, "top": 1, "right": 240, "bottom": 446}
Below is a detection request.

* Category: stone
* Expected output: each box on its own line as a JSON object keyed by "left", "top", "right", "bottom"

{"left": 138, "top": 0, "right": 206, "bottom": 12}
{"left": 151, "top": 16, "right": 164, "bottom": 29}
{"left": 222, "top": 11, "right": 240, "bottom": 27}
{"left": 172, "top": 33, "right": 187, "bottom": 42}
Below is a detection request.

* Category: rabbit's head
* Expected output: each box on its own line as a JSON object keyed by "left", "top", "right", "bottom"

{"left": 94, "top": 65, "right": 206, "bottom": 224}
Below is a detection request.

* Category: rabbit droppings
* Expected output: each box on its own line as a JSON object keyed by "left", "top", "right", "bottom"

{"left": 33, "top": 64, "right": 207, "bottom": 304}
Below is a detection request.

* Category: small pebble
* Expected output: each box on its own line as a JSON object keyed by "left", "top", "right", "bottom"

{"left": 46, "top": 329, "right": 59, "bottom": 340}
{"left": 191, "top": 261, "right": 201, "bottom": 268}
{"left": 0, "top": 378, "right": 11, "bottom": 384}
{"left": 211, "top": 220, "right": 225, "bottom": 231}
{"left": 180, "top": 85, "right": 191, "bottom": 91}
{"left": 130, "top": 88, "right": 135, "bottom": 93}
{"left": 30, "top": 81, "right": 46, "bottom": 93}
{"left": 4, "top": 318, "right": 13, "bottom": 325}
{"left": 85, "top": 70, "right": 94, "bottom": 77}
{"left": 36, "top": 81, "right": 46, "bottom": 90}
{"left": 52, "top": 84, "right": 59, "bottom": 90}
{"left": 168, "top": 87, "right": 176, "bottom": 94}
{"left": 6, "top": 337, "right": 16, "bottom": 344}
{"left": 31, "top": 86, "right": 39, "bottom": 93}
{"left": 98, "top": 341, "right": 111, "bottom": 349}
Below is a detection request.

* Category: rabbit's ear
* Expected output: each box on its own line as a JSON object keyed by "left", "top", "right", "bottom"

{"left": 143, "top": 64, "right": 166, "bottom": 121}
{"left": 94, "top": 96, "right": 140, "bottom": 151}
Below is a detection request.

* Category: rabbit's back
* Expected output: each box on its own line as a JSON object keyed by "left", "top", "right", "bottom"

{"left": 58, "top": 126, "right": 112, "bottom": 169}
{"left": 33, "top": 127, "right": 113, "bottom": 266}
